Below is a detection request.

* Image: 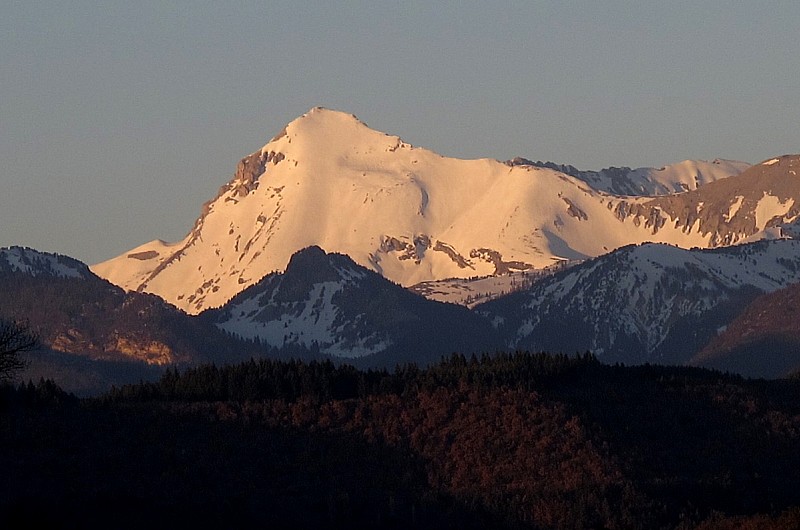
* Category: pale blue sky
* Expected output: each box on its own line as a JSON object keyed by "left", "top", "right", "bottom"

{"left": 3, "top": 1, "right": 799, "bottom": 264}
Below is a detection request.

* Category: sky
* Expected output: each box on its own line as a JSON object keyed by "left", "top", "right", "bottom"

{"left": 3, "top": 1, "right": 799, "bottom": 265}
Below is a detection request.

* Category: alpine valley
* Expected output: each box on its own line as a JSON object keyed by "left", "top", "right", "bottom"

{"left": 5, "top": 108, "right": 800, "bottom": 389}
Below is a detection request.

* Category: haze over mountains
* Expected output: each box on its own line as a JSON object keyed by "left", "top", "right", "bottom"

{"left": 5, "top": 107, "right": 800, "bottom": 383}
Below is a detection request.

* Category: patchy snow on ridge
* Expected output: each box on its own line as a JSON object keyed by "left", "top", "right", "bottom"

{"left": 218, "top": 280, "right": 390, "bottom": 358}
{"left": 1, "top": 246, "right": 88, "bottom": 279}
{"left": 410, "top": 260, "right": 580, "bottom": 307}
{"left": 207, "top": 246, "right": 500, "bottom": 362}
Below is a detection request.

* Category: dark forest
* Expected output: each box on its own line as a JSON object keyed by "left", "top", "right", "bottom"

{"left": 3, "top": 352, "right": 800, "bottom": 529}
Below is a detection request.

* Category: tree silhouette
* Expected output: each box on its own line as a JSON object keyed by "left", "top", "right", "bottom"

{"left": 0, "top": 318, "right": 37, "bottom": 382}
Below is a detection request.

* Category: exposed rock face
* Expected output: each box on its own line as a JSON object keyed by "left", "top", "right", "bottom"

{"left": 469, "top": 248, "right": 533, "bottom": 275}
{"left": 105, "top": 336, "right": 173, "bottom": 365}
{"left": 612, "top": 156, "right": 800, "bottom": 246}
{"left": 127, "top": 251, "right": 160, "bottom": 260}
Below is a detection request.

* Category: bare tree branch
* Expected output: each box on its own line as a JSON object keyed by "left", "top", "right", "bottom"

{"left": 0, "top": 318, "right": 38, "bottom": 382}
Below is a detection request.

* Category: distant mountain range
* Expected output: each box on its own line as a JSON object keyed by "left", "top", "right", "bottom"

{"left": 5, "top": 240, "right": 800, "bottom": 383}
{"left": 5, "top": 108, "right": 800, "bottom": 385}
{"left": 92, "top": 107, "right": 770, "bottom": 315}
{"left": 507, "top": 157, "right": 750, "bottom": 196}
{"left": 1, "top": 246, "right": 499, "bottom": 382}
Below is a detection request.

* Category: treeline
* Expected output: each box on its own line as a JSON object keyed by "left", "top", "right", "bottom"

{"left": 0, "top": 377, "right": 77, "bottom": 409}
{"left": 5, "top": 352, "right": 800, "bottom": 529}
{"left": 104, "top": 351, "right": 600, "bottom": 402}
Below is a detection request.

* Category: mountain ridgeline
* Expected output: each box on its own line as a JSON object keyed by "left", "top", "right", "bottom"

{"left": 6, "top": 239, "right": 800, "bottom": 381}
{"left": 92, "top": 107, "right": 768, "bottom": 315}
{"left": 5, "top": 108, "right": 800, "bottom": 380}
{"left": 508, "top": 157, "right": 750, "bottom": 196}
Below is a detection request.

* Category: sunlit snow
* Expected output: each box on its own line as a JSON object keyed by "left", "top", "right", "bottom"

{"left": 91, "top": 108, "right": 764, "bottom": 314}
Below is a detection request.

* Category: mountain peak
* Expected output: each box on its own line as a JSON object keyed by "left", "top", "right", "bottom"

{"left": 271, "top": 107, "right": 372, "bottom": 143}
{"left": 88, "top": 105, "right": 783, "bottom": 316}
{"left": 303, "top": 106, "right": 360, "bottom": 121}
{"left": 212, "top": 245, "right": 498, "bottom": 362}
{"left": 284, "top": 246, "right": 365, "bottom": 286}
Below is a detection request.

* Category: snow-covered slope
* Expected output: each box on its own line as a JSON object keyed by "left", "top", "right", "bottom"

{"left": 208, "top": 246, "right": 499, "bottom": 365}
{"left": 477, "top": 239, "right": 800, "bottom": 365}
{"left": 91, "top": 108, "right": 794, "bottom": 314}
{"left": 409, "top": 261, "right": 579, "bottom": 307}
{"left": 510, "top": 158, "right": 749, "bottom": 196}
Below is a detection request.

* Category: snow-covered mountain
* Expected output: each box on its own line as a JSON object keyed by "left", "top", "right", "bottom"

{"left": 207, "top": 246, "right": 499, "bottom": 365}
{"left": 92, "top": 107, "right": 784, "bottom": 315}
{"left": 477, "top": 239, "right": 800, "bottom": 365}
{"left": 508, "top": 158, "right": 749, "bottom": 196}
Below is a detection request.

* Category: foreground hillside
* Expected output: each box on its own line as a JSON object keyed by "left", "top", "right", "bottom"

{"left": 0, "top": 246, "right": 277, "bottom": 394}
{"left": 4, "top": 354, "right": 800, "bottom": 529}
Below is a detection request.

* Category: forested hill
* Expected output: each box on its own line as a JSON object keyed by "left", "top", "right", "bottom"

{"left": 4, "top": 353, "right": 800, "bottom": 529}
